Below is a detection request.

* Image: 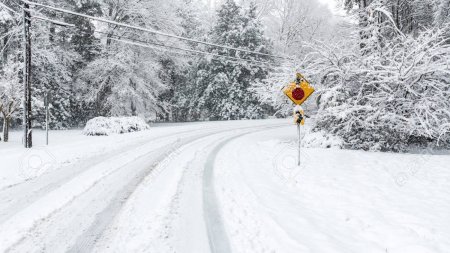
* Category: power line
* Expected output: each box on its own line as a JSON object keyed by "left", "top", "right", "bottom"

{"left": 29, "top": 13, "right": 276, "bottom": 67}
{"left": 22, "top": 0, "right": 293, "bottom": 61}
{"left": 30, "top": 14, "right": 75, "bottom": 27}
{"left": 109, "top": 37, "right": 273, "bottom": 66}
{"left": 92, "top": 30, "right": 273, "bottom": 65}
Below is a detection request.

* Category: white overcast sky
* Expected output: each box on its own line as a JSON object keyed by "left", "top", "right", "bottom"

{"left": 317, "top": 0, "right": 344, "bottom": 14}
{"left": 318, "top": 0, "right": 336, "bottom": 10}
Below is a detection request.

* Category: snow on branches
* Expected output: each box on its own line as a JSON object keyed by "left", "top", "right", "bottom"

{"left": 313, "top": 25, "right": 450, "bottom": 151}
{"left": 0, "top": 60, "right": 21, "bottom": 142}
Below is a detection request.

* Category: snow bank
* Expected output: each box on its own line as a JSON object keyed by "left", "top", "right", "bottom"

{"left": 82, "top": 117, "right": 150, "bottom": 136}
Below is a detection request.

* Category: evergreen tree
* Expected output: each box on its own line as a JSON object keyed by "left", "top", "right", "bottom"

{"left": 64, "top": 1, "right": 102, "bottom": 126}
{"left": 157, "top": 0, "right": 207, "bottom": 122}
{"left": 192, "top": 0, "right": 273, "bottom": 120}
{"left": 31, "top": 23, "right": 79, "bottom": 130}
{"left": 66, "top": 1, "right": 102, "bottom": 63}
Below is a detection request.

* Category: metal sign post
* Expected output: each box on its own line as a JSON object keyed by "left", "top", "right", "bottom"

{"left": 297, "top": 122, "right": 301, "bottom": 166}
{"left": 283, "top": 73, "right": 315, "bottom": 167}
{"left": 46, "top": 106, "right": 49, "bottom": 145}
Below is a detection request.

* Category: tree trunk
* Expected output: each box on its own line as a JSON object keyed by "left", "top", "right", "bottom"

{"left": 2, "top": 116, "right": 9, "bottom": 142}
{"left": 359, "top": 11, "right": 368, "bottom": 51}
{"left": 395, "top": 0, "right": 400, "bottom": 30}
{"left": 49, "top": 10, "right": 55, "bottom": 43}
{"left": 106, "top": 3, "right": 114, "bottom": 46}
{"left": 2, "top": 26, "right": 8, "bottom": 63}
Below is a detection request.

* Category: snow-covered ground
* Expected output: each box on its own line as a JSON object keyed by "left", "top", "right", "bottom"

{"left": 0, "top": 119, "right": 449, "bottom": 253}
{"left": 216, "top": 128, "right": 450, "bottom": 253}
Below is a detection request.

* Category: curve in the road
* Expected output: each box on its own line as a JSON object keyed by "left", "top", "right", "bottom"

{"left": 3, "top": 127, "right": 229, "bottom": 252}
{"left": 2, "top": 123, "right": 286, "bottom": 252}
{"left": 203, "top": 125, "right": 284, "bottom": 253}
{"left": 67, "top": 130, "right": 236, "bottom": 253}
{"left": 0, "top": 126, "right": 215, "bottom": 225}
{"left": 67, "top": 124, "right": 284, "bottom": 253}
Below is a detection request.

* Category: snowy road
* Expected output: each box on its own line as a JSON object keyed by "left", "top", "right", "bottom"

{"left": 0, "top": 120, "right": 283, "bottom": 252}
{"left": 0, "top": 119, "right": 449, "bottom": 253}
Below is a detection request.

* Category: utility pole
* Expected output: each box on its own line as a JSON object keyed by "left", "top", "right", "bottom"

{"left": 23, "top": 2, "right": 32, "bottom": 148}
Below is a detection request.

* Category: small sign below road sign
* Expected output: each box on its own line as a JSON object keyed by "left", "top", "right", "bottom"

{"left": 283, "top": 73, "right": 315, "bottom": 106}
{"left": 294, "top": 105, "right": 305, "bottom": 126}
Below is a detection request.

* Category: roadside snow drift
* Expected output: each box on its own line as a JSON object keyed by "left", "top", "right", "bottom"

{"left": 82, "top": 116, "right": 150, "bottom": 136}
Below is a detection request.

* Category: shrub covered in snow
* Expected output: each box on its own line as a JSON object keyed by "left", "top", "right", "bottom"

{"left": 313, "top": 25, "right": 450, "bottom": 151}
{"left": 82, "top": 117, "right": 150, "bottom": 136}
{"left": 302, "top": 130, "right": 344, "bottom": 149}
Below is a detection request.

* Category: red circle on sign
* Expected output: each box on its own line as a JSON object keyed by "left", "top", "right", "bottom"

{"left": 292, "top": 88, "right": 305, "bottom": 100}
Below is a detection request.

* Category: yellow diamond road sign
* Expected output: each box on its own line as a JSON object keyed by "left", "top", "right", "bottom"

{"left": 283, "top": 73, "right": 315, "bottom": 106}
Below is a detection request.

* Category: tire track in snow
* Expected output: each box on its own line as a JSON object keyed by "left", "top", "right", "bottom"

{"left": 203, "top": 125, "right": 284, "bottom": 253}
{"left": 67, "top": 145, "right": 182, "bottom": 253}
{"left": 67, "top": 125, "right": 283, "bottom": 253}
{"left": 5, "top": 141, "right": 181, "bottom": 253}
{"left": 3, "top": 127, "right": 230, "bottom": 253}
{"left": 0, "top": 127, "right": 212, "bottom": 225}
{"left": 155, "top": 148, "right": 211, "bottom": 253}
{"left": 2, "top": 123, "right": 285, "bottom": 252}
{"left": 54, "top": 130, "right": 226, "bottom": 253}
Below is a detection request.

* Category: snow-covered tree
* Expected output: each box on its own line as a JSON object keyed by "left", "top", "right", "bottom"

{"left": 265, "top": 0, "right": 331, "bottom": 55}
{"left": 75, "top": 0, "right": 191, "bottom": 121}
{"left": 78, "top": 46, "right": 166, "bottom": 119}
{"left": 0, "top": 60, "right": 20, "bottom": 142}
{"left": 29, "top": 14, "right": 80, "bottom": 130}
{"left": 256, "top": 1, "right": 450, "bottom": 151}
{"left": 188, "top": 0, "right": 273, "bottom": 120}
{"left": 435, "top": 0, "right": 450, "bottom": 26}
{"left": 157, "top": 0, "right": 210, "bottom": 122}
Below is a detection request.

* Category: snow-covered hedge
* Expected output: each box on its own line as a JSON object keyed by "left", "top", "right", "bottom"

{"left": 82, "top": 117, "right": 150, "bottom": 136}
